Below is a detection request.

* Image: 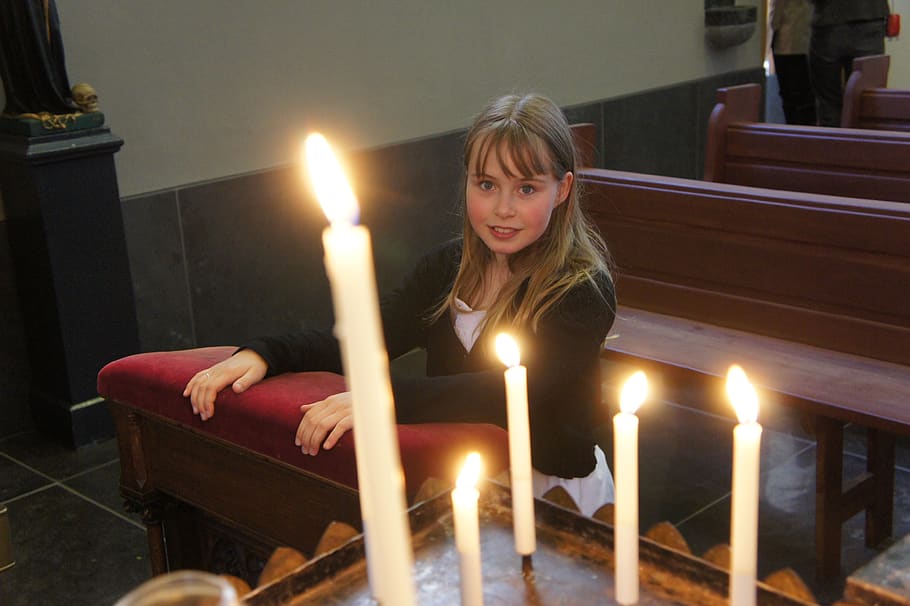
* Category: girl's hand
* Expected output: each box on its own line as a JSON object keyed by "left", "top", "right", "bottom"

{"left": 182, "top": 349, "right": 268, "bottom": 420}
{"left": 296, "top": 392, "right": 354, "bottom": 455}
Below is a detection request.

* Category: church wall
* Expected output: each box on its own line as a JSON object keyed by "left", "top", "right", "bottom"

{"left": 54, "top": 0, "right": 763, "bottom": 197}
{"left": 885, "top": 0, "right": 910, "bottom": 88}
{"left": 0, "top": 1, "right": 764, "bottom": 439}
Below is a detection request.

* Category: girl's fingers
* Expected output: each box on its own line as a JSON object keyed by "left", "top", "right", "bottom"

{"left": 296, "top": 401, "right": 326, "bottom": 451}
{"left": 322, "top": 416, "right": 353, "bottom": 450}
{"left": 296, "top": 397, "right": 351, "bottom": 455}
{"left": 183, "top": 352, "right": 269, "bottom": 420}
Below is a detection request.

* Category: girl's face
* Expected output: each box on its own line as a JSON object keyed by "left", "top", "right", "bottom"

{"left": 465, "top": 147, "right": 572, "bottom": 264}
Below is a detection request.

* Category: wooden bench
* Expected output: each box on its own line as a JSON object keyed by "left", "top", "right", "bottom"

{"left": 842, "top": 54, "right": 910, "bottom": 132}
{"left": 703, "top": 83, "right": 910, "bottom": 203}
{"left": 578, "top": 167, "right": 910, "bottom": 578}
{"left": 98, "top": 347, "right": 510, "bottom": 584}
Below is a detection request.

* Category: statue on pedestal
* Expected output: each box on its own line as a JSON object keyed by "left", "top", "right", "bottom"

{"left": 0, "top": 0, "right": 103, "bottom": 134}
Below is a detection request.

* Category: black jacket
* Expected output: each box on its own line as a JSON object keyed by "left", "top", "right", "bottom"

{"left": 810, "top": 0, "right": 889, "bottom": 27}
{"left": 244, "top": 240, "right": 616, "bottom": 478}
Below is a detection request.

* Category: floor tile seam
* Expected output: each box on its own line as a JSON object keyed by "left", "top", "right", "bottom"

{"left": 59, "top": 457, "right": 121, "bottom": 482}
{"left": 0, "top": 450, "right": 58, "bottom": 483}
{"left": 662, "top": 399, "right": 731, "bottom": 422}
{"left": 753, "top": 440, "right": 818, "bottom": 506}
{"left": 843, "top": 448, "right": 910, "bottom": 474}
{"left": 1, "top": 481, "right": 57, "bottom": 505}
{"left": 0, "top": 447, "right": 119, "bottom": 483}
{"left": 57, "top": 483, "right": 146, "bottom": 530}
{"left": 0, "top": 430, "right": 33, "bottom": 447}
{"left": 0, "top": 452, "right": 119, "bottom": 506}
{"left": 2, "top": 475, "right": 144, "bottom": 530}
{"left": 674, "top": 441, "right": 814, "bottom": 524}
{"left": 674, "top": 490, "right": 731, "bottom": 527}
{"left": 662, "top": 399, "right": 815, "bottom": 446}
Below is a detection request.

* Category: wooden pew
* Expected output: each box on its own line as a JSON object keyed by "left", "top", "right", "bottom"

{"left": 842, "top": 54, "right": 910, "bottom": 132}
{"left": 703, "top": 83, "right": 910, "bottom": 202}
{"left": 579, "top": 167, "right": 910, "bottom": 578}
{"left": 98, "top": 348, "right": 510, "bottom": 584}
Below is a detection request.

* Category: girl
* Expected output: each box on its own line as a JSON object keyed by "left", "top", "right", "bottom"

{"left": 184, "top": 93, "right": 617, "bottom": 515}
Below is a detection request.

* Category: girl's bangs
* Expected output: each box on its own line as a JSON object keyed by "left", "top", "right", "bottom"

{"left": 470, "top": 127, "right": 551, "bottom": 179}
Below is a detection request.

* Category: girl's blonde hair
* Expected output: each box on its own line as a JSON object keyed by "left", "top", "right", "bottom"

{"left": 433, "top": 93, "right": 612, "bottom": 338}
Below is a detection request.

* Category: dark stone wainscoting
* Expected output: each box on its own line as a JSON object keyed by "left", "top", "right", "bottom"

{"left": 121, "top": 68, "right": 764, "bottom": 353}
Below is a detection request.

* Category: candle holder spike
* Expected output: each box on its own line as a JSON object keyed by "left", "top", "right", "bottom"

{"left": 645, "top": 521, "right": 691, "bottom": 555}
{"left": 763, "top": 569, "right": 815, "bottom": 604}
{"left": 540, "top": 486, "right": 580, "bottom": 513}
{"left": 592, "top": 502, "right": 614, "bottom": 524}
{"left": 702, "top": 543, "right": 731, "bottom": 569}
{"left": 314, "top": 522, "right": 359, "bottom": 558}
{"left": 259, "top": 547, "right": 308, "bottom": 588}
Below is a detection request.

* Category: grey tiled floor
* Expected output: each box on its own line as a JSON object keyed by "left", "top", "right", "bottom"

{"left": 0, "top": 432, "right": 150, "bottom": 606}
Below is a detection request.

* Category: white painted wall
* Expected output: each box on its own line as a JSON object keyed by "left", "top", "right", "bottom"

{"left": 11, "top": 1, "right": 763, "bottom": 197}
{"left": 886, "top": 0, "right": 910, "bottom": 87}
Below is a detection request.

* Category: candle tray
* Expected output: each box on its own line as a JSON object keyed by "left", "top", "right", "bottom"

{"left": 243, "top": 480, "right": 816, "bottom": 605}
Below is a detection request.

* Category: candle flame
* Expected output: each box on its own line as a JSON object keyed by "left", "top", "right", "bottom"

{"left": 303, "top": 133, "right": 360, "bottom": 226}
{"left": 457, "top": 452, "right": 483, "bottom": 491}
{"left": 726, "top": 365, "right": 759, "bottom": 423}
{"left": 495, "top": 333, "right": 520, "bottom": 367}
{"left": 619, "top": 370, "right": 648, "bottom": 415}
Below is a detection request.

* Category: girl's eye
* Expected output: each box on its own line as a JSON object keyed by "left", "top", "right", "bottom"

{"left": 479, "top": 180, "right": 495, "bottom": 191}
{"left": 519, "top": 184, "right": 536, "bottom": 195}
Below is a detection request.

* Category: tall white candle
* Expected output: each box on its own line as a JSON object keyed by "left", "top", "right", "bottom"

{"left": 304, "top": 133, "right": 415, "bottom": 606}
{"left": 614, "top": 370, "right": 648, "bottom": 606}
{"left": 452, "top": 452, "right": 484, "bottom": 606}
{"left": 495, "top": 333, "right": 536, "bottom": 556}
{"left": 727, "top": 365, "right": 762, "bottom": 606}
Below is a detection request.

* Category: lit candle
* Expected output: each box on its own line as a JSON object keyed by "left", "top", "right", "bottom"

{"left": 495, "top": 333, "right": 536, "bottom": 556}
{"left": 614, "top": 370, "right": 647, "bottom": 605}
{"left": 304, "top": 133, "right": 415, "bottom": 605}
{"left": 727, "top": 365, "right": 762, "bottom": 606}
{"left": 452, "top": 452, "right": 484, "bottom": 606}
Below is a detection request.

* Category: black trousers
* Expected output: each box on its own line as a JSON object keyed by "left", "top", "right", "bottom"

{"left": 809, "top": 19, "right": 886, "bottom": 127}
{"left": 773, "top": 53, "right": 817, "bottom": 126}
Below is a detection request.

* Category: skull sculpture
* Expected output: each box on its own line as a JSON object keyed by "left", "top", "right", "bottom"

{"left": 71, "top": 83, "right": 100, "bottom": 113}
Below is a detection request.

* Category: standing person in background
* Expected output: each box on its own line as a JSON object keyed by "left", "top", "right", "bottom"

{"left": 809, "top": 0, "right": 890, "bottom": 127}
{"left": 771, "top": 0, "right": 817, "bottom": 125}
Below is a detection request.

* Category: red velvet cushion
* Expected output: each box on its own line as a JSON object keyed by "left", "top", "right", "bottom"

{"left": 97, "top": 347, "right": 509, "bottom": 496}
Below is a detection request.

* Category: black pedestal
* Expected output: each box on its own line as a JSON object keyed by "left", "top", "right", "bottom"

{"left": 0, "top": 126, "right": 139, "bottom": 448}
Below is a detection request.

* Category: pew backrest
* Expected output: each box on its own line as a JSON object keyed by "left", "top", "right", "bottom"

{"left": 579, "top": 167, "right": 910, "bottom": 365}
{"left": 571, "top": 122, "right": 597, "bottom": 168}
{"left": 704, "top": 83, "right": 910, "bottom": 202}
{"left": 841, "top": 54, "right": 910, "bottom": 132}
